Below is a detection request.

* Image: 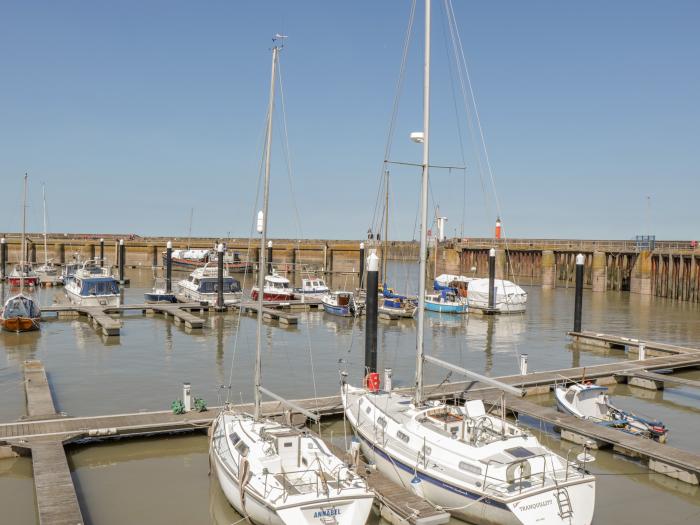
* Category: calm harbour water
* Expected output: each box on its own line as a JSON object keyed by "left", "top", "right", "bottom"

{"left": 1, "top": 262, "right": 699, "bottom": 524}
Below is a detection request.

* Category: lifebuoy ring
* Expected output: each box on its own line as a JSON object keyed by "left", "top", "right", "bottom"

{"left": 506, "top": 460, "right": 532, "bottom": 484}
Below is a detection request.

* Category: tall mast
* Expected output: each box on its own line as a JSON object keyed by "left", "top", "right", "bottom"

{"left": 254, "top": 39, "right": 281, "bottom": 421}
{"left": 187, "top": 207, "right": 193, "bottom": 250}
{"left": 414, "top": 0, "right": 430, "bottom": 406}
{"left": 382, "top": 169, "right": 389, "bottom": 282}
{"left": 21, "top": 174, "right": 28, "bottom": 293}
{"left": 42, "top": 184, "right": 48, "bottom": 265}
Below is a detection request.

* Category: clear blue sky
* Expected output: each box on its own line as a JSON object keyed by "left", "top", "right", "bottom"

{"left": 1, "top": 1, "right": 698, "bottom": 240}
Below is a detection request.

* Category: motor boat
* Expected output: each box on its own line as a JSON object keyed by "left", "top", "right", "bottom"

{"left": 177, "top": 263, "right": 241, "bottom": 305}
{"left": 424, "top": 289, "right": 468, "bottom": 313}
{"left": 251, "top": 271, "right": 295, "bottom": 302}
{"left": 555, "top": 382, "right": 668, "bottom": 443}
{"left": 64, "top": 260, "right": 121, "bottom": 307}
{"left": 144, "top": 277, "right": 177, "bottom": 303}
{"left": 7, "top": 263, "right": 39, "bottom": 287}
{"left": 322, "top": 291, "right": 362, "bottom": 317}
{"left": 293, "top": 277, "right": 329, "bottom": 298}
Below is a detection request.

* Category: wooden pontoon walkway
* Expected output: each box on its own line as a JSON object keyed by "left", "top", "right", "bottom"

{"left": 570, "top": 330, "right": 700, "bottom": 355}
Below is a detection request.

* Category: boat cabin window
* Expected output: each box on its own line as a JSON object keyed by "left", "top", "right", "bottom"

{"left": 396, "top": 430, "right": 409, "bottom": 443}
{"left": 565, "top": 390, "right": 575, "bottom": 404}
{"left": 365, "top": 406, "right": 372, "bottom": 414}
{"left": 81, "top": 280, "right": 118, "bottom": 296}
{"left": 229, "top": 432, "right": 241, "bottom": 445}
{"left": 234, "top": 440, "right": 249, "bottom": 457}
{"left": 459, "top": 461, "right": 482, "bottom": 475}
{"left": 377, "top": 417, "right": 387, "bottom": 428}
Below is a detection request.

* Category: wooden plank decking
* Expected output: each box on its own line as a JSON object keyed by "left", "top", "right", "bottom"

{"left": 23, "top": 360, "right": 58, "bottom": 419}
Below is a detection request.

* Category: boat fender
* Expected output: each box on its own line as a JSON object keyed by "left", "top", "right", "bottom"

{"left": 410, "top": 476, "right": 425, "bottom": 498}
{"left": 506, "top": 460, "right": 532, "bottom": 484}
{"left": 239, "top": 457, "right": 250, "bottom": 506}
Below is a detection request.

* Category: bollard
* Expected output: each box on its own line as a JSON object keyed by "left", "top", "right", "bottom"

{"left": 183, "top": 382, "right": 192, "bottom": 412}
{"left": 216, "top": 243, "right": 225, "bottom": 311}
{"left": 99, "top": 238, "right": 104, "bottom": 267}
{"left": 488, "top": 248, "right": 496, "bottom": 310}
{"left": 639, "top": 343, "right": 646, "bottom": 361}
{"left": 166, "top": 241, "right": 173, "bottom": 293}
{"left": 0, "top": 238, "right": 5, "bottom": 280}
{"left": 520, "top": 354, "right": 528, "bottom": 375}
{"left": 267, "top": 240, "right": 273, "bottom": 275}
{"left": 118, "top": 239, "right": 125, "bottom": 283}
{"left": 359, "top": 242, "right": 365, "bottom": 289}
{"left": 365, "top": 251, "right": 379, "bottom": 375}
{"left": 574, "top": 253, "right": 584, "bottom": 332}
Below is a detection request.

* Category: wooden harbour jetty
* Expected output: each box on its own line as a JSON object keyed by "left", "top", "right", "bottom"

{"left": 4, "top": 333, "right": 700, "bottom": 522}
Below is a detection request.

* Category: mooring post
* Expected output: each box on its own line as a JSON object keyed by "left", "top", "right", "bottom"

{"left": 574, "top": 253, "right": 584, "bottom": 332}
{"left": 118, "top": 239, "right": 125, "bottom": 283}
{"left": 99, "top": 238, "right": 104, "bottom": 267}
{"left": 639, "top": 342, "right": 646, "bottom": 361}
{"left": 488, "top": 248, "right": 496, "bottom": 310}
{"left": 0, "top": 238, "right": 6, "bottom": 280}
{"left": 520, "top": 354, "right": 528, "bottom": 375}
{"left": 267, "top": 240, "right": 273, "bottom": 275}
{"left": 216, "top": 243, "right": 225, "bottom": 311}
{"left": 359, "top": 242, "right": 365, "bottom": 289}
{"left": 365, "top": 251, "right": 379, "bottom": 374}
{"left": 166, "top": 241, "right": 173, "bottom": 293}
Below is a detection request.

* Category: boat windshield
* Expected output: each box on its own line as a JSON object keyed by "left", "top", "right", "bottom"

{"left": 80, "top": 279, "right": 119, "bottom": 296}
{"left": 198, "top": 279, "right": 241, "bottom": 293}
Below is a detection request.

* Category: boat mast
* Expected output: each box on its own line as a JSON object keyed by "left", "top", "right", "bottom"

{"left": 254, "top": 38, "right": 281, "bottom": 421}
{"left": 42, "top": 184, "right": 48, "bottom": 266}
{"left": 21, "top": 174, "right": 28, "bottom": 293}
{"left": 382, "top": 168, "right": 389, "bottom": 283}
{"left": 187, "top": 207, "right": 193, "bottom": 250}
{"left": 414, "top": 0, "right": 431, "bottom": 406}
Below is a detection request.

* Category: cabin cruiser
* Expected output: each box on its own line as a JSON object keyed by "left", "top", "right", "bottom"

{"left": 1, "top": 293, "right": 41, "bottom": 332}
{"left": 178, "top": 263, "right": 241, "bottom": 305}
{"left": 7, "top": 263, "right": 39, "bottom": 287}
{"left": 64, "top": 260, "right": 121, "bottom": 307}
{"left": 322, "top": 291, "right": 362, "bottom": 317}
{"left": 293, "top": 277, "right": 329, "bottom": 298}
{"left": 58, "top": 259, "right": 82, "bottom": 285}
{"left": 251, "top": 272, "right": 294, "bottom": 302}
{"left": 467, "top": 278, "right": 527, "bottom": 313}
{"left": 424, "top": 288, "right": 468, "bottom": 313}
{"left": 555, "top": 383, "right": 668, "bottom": 442}
{"left": 165, "top": 247, "right": 254, "bottom": 273}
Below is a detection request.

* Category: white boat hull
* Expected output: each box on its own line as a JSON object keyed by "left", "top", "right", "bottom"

{"left": 65, "top": 288, "right": 120, "bottom": 308}
{"left": 358, "top": 435, "right": 593, "bottom": 525}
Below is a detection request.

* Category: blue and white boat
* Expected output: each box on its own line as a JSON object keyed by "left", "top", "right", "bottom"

{"left": 424, "top": 289, "right": 468, "bottom": 313}
{"left": 177, "top": 263, "right": 241, "bottom": 305}
{"left": 321, "top": 291, "right": 361, "bottom": 317}
{"left": 293, "top": 276, "right": 329, "bottom": 298}
{"left": 555, "top": 382, "right": 668, "bottom": 443}
{"left": 378, "top": 296, "right": 416, "bottom": 318}
{"left": 144, "top": 278, "right": 177, "bottom": 303}
{"left": 64, "top": 260, "right": 120, "bottom": 307}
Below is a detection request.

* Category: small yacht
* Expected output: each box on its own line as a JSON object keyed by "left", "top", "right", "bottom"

{"left": 467, "top": 278, "right": 527, "bottom": 313}
{"left": 7, "top": 263, "right": 39, "bottom": 287}
{"left": 1, "top": 293, "right": 41, "bottom": 332}
{"left": 250, "top": 271, "right": 295, "bottom": 302}
{"left": 555, "top": 383, "right": 668, "bottom": 443}
{"left": 64, "top": 260, "right": 120, "bottom": 307}
{"left": 144, "top": 277, "right": 177, "bottom": 303}
{"left": 322, "top": 290, "right": 362, "bottom": 317}
{"left": 293, "top": 277, "right": 329, "bottom": 298}
{"left": 178, "top": 263, "right": 241, "bottom": 305}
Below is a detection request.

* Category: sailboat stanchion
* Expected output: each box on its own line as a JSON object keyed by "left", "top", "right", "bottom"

{"left": 358, "top": 242, "right": 365, "bottom": 290}
{"left": 574, "top": 253, "right": 585, "bottom": 332}
{"left": 99, "top": 238, "right": 104, "bottom": 267}
{"left": 165, "top": 241, "right": 173, "bottom": 293}
{"left": 0, "top": 238, "right": 6, "bottom": 281}
{"left": 216, "top": 243, "right": 225, "bottom": 311}
{"left": 267, "top": 240, "right": 273, "bottom": 275}
{"left": 365, "top": 251, "right": 379, "bottom": 375}
{"left": 488, "top": 247, "right": 496, "bottom": 310}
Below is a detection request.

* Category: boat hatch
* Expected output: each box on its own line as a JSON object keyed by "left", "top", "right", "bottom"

{"left": 505, "top": 447, "right": 538, "bottom": 459}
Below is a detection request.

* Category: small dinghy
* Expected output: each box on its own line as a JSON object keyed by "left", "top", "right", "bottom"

{"left": 555, "top": 383, "right": 668, "bottom": 443}
{"left": 144, "top": 278, "right": 177, "bottom": 303}
{"left": 1, "top": 293, "right": 41, "bottom": 332}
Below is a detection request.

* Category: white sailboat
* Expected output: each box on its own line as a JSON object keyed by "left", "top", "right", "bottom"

{"left": 342, "top": 3, "right": 595, "bottom": 524}
{"left": 34, "top": 184, "right": 60, "bottom": 286}
{"left": 1, "top": 175, "right": 41, "bottom": 332}
{"left": 209, "top": 36, "right": 373, "bottom": 525}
